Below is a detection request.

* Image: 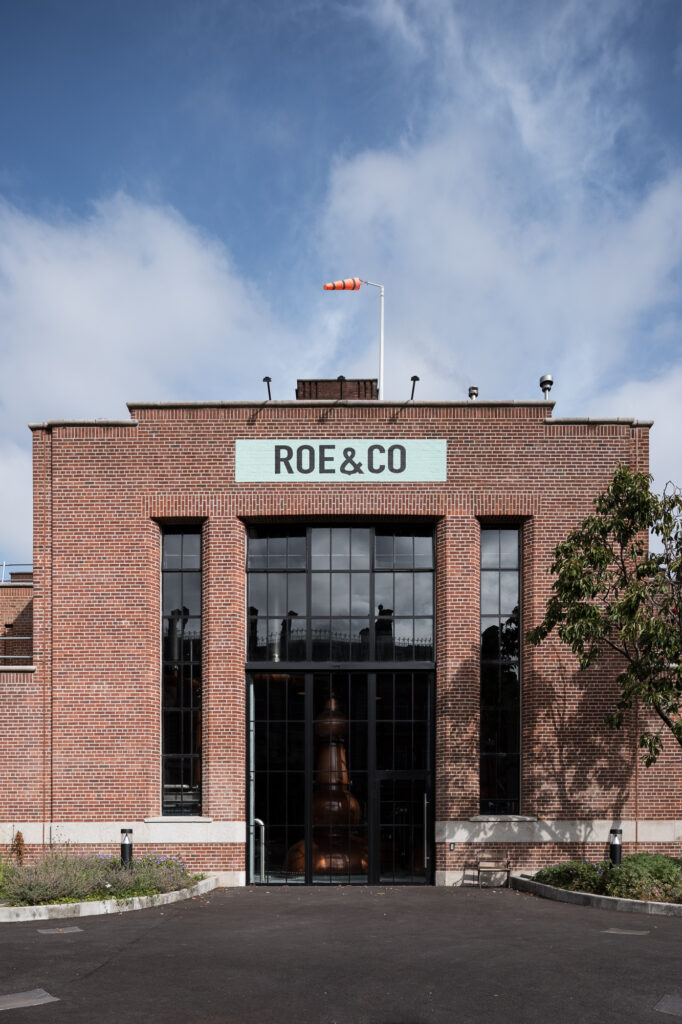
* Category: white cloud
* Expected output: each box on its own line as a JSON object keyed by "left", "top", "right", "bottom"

{"left": 317, "top": 141, "right": 682, "bottom": 396}
{"left": 2, "top": 0, "right": 681, "bottom": 557}
{"left": 0, "top": 194, "right": 316, "bottom": 556}
{"left": 0, "top": 194, "right": 310, "bottom": 417}
{"left": 585, "top": 367, "right": 682, "bottom": 494}
{"left": 0, "top": 442, "right": 32, "bottom": 562}
{"left": 315, "top": 0, "right": 682, "bottom": 467}
{"left": 343, "top": 0, "right": 430, "bottom": 57}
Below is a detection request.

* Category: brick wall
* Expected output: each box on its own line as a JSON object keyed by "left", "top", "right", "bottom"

{"left": 2, "top": 398, "right": 678, "bottom": 875}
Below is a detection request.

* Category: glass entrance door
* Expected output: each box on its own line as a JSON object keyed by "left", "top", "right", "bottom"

{"left": 248, "top": 672, "right": 306, "bottom": 885}
{"left": 378, "top": 778, "right": 429, "bottom": 884}
{"left": 248, "top": 670, "right": 433, "bottom": 885}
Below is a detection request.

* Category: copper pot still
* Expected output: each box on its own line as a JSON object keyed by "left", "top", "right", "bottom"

{"left": 314, "top": 694, "right": 348, "bottom": 740}
{"left": 286, "top": 695, "right": 368, "bottom": 875}
{"left": 286, "top": 834, "right": 368, "bottom": 875}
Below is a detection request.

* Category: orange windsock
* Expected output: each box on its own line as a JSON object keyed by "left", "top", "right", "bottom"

{"left": 323, "top": 278, "right": 363, "bottom": 291}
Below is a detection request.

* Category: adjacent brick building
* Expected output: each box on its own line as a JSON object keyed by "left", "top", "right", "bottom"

{"left": 0, "top": 574, "right": 33, "bottom": 667}
{"left": 1, "top": 378, "right": 680, "bottom": 884}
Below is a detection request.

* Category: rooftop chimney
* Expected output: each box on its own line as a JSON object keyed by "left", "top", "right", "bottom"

{"left": 295, "top": 378, "right": 379, "bottom": 400}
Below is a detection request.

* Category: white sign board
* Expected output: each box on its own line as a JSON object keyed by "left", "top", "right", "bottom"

{"left": 235, "top": 439, "right": 447, "bottom": 482}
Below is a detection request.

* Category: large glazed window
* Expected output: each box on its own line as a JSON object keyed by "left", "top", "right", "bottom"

{"left": 247, "top": 526, "right": 434, "bottom": 665}
{"left": 248, "top": 669, "right": 433, "bottom": 885}
{"left": 162, "top": 530, "right": 202, "bottom": 815}
{"left": 480, "top": 528, "right": 520, "bottom": 814}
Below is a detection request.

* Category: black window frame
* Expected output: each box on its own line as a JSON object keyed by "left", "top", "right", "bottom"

{"left": 161, "top": 528, "right": 203, "bottom": 816}
{"left": 479, "top": 525, "right": 521, "bottom": 815}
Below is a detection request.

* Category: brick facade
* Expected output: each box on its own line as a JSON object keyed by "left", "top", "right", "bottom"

{"left": 2, "top": 387, "right": 680, "bottom": 881}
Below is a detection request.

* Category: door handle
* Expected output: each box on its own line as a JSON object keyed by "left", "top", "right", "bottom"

{"left": 423, "top": 793, "right": 429, "bottom": 870}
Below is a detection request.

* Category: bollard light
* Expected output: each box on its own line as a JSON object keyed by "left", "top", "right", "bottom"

{"left": 121, "top": 828, "right": 133, "bottom": 867}
{"left": 609, "top": 827, "right": 622, "bottom": 866}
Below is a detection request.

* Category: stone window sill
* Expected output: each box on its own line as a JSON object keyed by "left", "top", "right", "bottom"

{"left": 468, "top": 815, "right": 537, "bottom": 822}
{"left": 143, "top": 817, "right": 213, "bottom": 823}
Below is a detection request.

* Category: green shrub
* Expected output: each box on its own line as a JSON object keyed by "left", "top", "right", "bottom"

{"left": 535, "top": 859, "right": 609, "bottom": 894}
{"left": 535, "top": 854, "right": 682, "bottom": 903}
{"left": 602, "top": 853, "right": 682, "bottom": 903}
{"left": 0, "top": 853, "right": 202, "bottom": 906}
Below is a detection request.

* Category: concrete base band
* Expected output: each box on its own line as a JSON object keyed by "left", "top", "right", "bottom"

{"left": 436, "top": 819, "right": 682, "bottom": 844}
{"left": 4, "top": 819, "right": 680, "bottom": 847}
{"left": 0, "top": 820, "right": 246, "bottom": 845}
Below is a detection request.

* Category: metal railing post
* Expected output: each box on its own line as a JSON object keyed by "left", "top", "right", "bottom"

{"left": 0, "top": 562, "right": 33, "bottom": 585}
{"left": 253, "top": 818, "right": 266, "bottom": 883}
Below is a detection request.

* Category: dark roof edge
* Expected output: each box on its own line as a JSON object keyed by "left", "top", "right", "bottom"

{"left": 545, "top": 417, "right": 653, "bottom": 427}
{"left": 29, "top": 420, "right": 139, "bottom": 431}
{"left": 125, "top": 399, "right": 556, "bottom": 410}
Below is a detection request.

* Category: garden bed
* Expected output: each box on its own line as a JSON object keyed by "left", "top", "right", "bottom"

{"left": 0, "top": 852, "right": 203, "bottom": 907}
{"left": 533, "top": 853, "right": 682, "bottom": 904}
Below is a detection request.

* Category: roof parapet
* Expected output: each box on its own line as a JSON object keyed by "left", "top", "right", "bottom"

{"left": 29, "top": 419, "right": 139, "bottom": 431}
{"left": 545, "top": 417, "right": 653, "bottom": 427}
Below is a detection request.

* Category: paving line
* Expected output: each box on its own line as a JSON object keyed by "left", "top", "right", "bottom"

{"left": 0, "top": 989, "right": 59, "bottom": 1011}
{"left": 602, "top": 927, "right": 650, "bottom": 935}
{"left": 656, "top": 994, "right": 682, "bottom": 1017}
{"left": 37, "top": 925, "right": 82, "bottom": 934}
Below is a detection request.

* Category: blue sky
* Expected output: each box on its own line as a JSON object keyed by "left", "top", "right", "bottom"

{"left": 1, "top": 0, "right": 681, "bottom": 557}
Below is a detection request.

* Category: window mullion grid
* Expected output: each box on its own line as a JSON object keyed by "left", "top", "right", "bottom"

{"left": 162, "top": 530, "right": 202, "bottom": 816}
{"left": 495, "top": 541, "right": 502, "bottom": 817}
{"left": 369, "top": 529, "right": 375, "bottom": 661}
{"left": 306, "top": 529, "right": 312, "bottom": 662}
{"left": 179, "top": 566, "right": 186, "bottom": 812}
{"left": 246, "top": 526, "right": 434, "bottom": 670}
{"left": 265, "top": 567, "right": 270, "bottom": 660}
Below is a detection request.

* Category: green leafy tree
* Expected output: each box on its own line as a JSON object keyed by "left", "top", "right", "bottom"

{"left": 527, "top": 465, "right": 682, "bottom": 765}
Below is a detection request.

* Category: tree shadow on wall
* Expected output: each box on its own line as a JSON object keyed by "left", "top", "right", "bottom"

{"left": 523, "top": 657, "right": 635, "bottom": 854}
{"left": 435, "top": 654, "right": 481, "bottom": 821}
{"left": 437, "top": 649, "right": 636, "bottom": 859}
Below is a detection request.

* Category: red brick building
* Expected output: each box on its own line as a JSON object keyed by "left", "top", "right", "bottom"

{"left": 1, "top": 378, "right": 680, "bottom": 884}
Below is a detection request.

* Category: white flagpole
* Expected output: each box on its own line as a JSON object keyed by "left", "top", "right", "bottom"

{"left": 362, "top": 280, "right": 384, "bottom": 398}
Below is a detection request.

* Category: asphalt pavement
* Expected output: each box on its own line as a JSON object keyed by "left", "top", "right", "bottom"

{"left": 1, "top": 885, "right": 681, "bottom": 1023}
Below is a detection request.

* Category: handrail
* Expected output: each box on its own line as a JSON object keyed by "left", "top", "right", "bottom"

{"left": 0, "top": 635, "right": 33, "bottom": 665}
{"left": 253, "top": 818, "right": 266, "bottom": 883}
{"left": 0, "top": 562, "right": 33, "bottom": 584}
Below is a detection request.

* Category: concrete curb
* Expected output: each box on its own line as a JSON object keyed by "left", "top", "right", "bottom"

{"left": 511, "top": 873, "right": 682, "bottom": 917}
{"left": 0, "top": 875, "right": 221, "bottom": 923}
